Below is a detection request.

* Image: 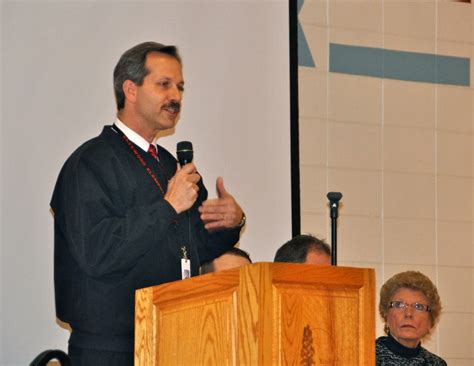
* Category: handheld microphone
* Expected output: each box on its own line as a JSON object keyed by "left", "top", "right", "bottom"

{"left": 176, "top": 141, "right": 193, "bottom": 166}
{"left": 176, "top": 141, "right": 195, "bottom": 257}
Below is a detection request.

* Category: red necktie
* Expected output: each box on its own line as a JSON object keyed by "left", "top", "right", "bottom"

{"left": 147, "top": 144, "right": 158, "bottom": 160}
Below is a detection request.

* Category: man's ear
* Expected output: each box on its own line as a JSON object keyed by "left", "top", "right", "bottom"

{"left": 123, "top": 80, "right": 138, "bottom": 103}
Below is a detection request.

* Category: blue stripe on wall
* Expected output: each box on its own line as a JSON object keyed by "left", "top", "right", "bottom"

{"left": 297, "top": 0, "right": 315, "bottom": 67}
{"left": 329, "top": 43, "right": 470, "bottom": 87}
{"left": 298, "top": 22, "right": 315, "bottom": 67}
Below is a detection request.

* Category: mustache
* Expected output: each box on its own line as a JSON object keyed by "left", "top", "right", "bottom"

{"left": 163, "top": 101, "right": 181, "bottom": 113}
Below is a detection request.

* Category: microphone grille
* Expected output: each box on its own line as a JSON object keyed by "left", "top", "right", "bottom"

{"left": 327, "top": 191, "right": 343, "bottom": 203}
{"left": 177, "top": 141, "right": 193, "bottom": 152}
{"left": 177, "top": 141, "right": 193, "bottom": 166}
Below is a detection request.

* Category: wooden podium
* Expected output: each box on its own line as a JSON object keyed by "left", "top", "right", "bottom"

{"left": 135, "top": 263, "right": 375, "bottom": 365}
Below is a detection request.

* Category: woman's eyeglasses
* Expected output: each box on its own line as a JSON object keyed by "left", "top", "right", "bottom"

{"left": 389, "top": 300, "right": 431, "bottom": 312}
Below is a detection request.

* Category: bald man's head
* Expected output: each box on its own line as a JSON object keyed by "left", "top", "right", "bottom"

{"left": 274, "top": 234, "right": 331, "bottom": 266}
{"left": 201, "top": 247, "right": 252, "bottom": 274}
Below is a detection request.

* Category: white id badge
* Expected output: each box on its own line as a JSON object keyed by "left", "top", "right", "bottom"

{"left": 181, "top": 258, "right": 191, "bottom": 279}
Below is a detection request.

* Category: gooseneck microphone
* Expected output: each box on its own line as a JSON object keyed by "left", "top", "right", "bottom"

{"left": 327, "top": 192, "right": 342, "bottom": 219}
{"left": 327, "top": 191, "right": 343, "bottom": 266}
{"left": 176, "top": 141, "right": 193, "bottom": 166}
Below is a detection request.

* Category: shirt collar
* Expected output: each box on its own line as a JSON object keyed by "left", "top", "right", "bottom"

{"left": 114, "top": 118, "right": 156, "bottom": 152}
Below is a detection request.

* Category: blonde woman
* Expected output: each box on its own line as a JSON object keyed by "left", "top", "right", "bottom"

{"left": 376, "top": 271, "right": 446, "bottom": 365}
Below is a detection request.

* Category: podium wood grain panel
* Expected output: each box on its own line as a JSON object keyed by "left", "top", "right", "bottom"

{"left": 271, "top": 264, "right": 375, "bottom": 365}
{"left": 135, "top": 263, "right": 375, "bottom": 365}
{"left": 135, "top": 287, "right": 155, "bottom": 366}
{"left": 157, "top": 293, "right": 236, "bottom": 364}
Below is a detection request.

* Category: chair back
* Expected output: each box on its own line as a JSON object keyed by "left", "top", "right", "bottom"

{"left": 30, "top": 349, "right": 71, "bottom": 366}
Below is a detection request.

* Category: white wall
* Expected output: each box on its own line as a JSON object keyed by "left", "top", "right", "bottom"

{"left": 1, "top": 1, "right": 291, "bottom": 364}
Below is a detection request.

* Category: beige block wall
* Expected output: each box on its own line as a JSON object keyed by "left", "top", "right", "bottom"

{"left": 299, "top": 0, "right": 474, "bottom": 364}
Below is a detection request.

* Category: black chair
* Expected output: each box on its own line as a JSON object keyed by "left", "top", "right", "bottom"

{"left": 30, "top": 349, "right": 71, "bottom": 366}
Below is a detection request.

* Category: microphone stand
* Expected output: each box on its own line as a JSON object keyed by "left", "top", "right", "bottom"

{"left": 327, "top": 192, "right": 342, "bottom": 266}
